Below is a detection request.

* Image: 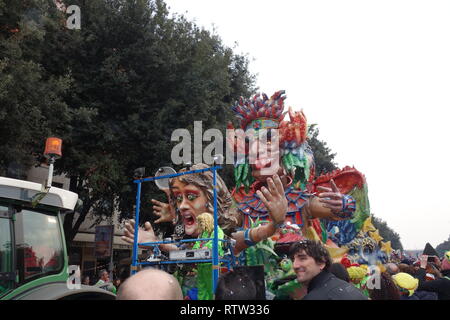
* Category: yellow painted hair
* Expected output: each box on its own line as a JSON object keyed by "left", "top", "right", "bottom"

{"left": 347, "top": 266, "right": 367, "bottom": 280}
{"left": 392, "top": 272, "right": 418, "bottom": 297}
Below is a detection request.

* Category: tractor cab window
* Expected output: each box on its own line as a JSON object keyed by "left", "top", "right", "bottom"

{"left": 14, "top": 209, "right": 64, "bottom": 284}
{"left": 0, "top": 205, "right": 14, "bottom": 296}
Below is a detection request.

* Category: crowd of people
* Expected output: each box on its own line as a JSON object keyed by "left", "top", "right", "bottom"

{"left": 110, "top": 242, "right": 450, "bottom": 300}
{"left": 81, "top": 269, "right": 122, "bottom": 295}
{"left": 325, "top": 247, "right": 450, "bottom": 300}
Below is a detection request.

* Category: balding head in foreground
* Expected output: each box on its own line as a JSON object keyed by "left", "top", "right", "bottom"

{"left": 385, "top": 263, "right": 399, "bottom": 275}
{"left": 116, "top": 268, "right": 183, "bottom": 300}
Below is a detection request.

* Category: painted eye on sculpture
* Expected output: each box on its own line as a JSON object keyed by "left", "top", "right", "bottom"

{"left": 175, "top": 195, "right": 183, "bottom": 203}
{"left": 363, "top": 246, "right": 373, "bottom": 255}
{"left": 187, "top": 194, "right": 198, "bottom": 201}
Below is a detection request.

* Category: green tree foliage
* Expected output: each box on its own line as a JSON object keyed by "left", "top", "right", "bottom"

{"left": 308, "top": 124, "right": 338, "bottom": 175}
{"left": 0, "top": 0, "right": 74, "bottom": 177}
{"left": 1, "top": 0, "right": 256, "bottom": 243}
{"left": 436, "top": 235, "right": 450, "bottom": 257}
{"left": 372, "top": 215, "right": 404, "bottom": 251}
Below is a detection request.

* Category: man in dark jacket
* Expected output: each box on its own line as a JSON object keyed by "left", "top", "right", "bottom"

{"left": 289, "top": 240, "right": 368, "bottom": 300}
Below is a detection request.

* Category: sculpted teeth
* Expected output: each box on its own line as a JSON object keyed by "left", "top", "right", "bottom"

{"left": 182, "top": 211, "right": 192, "bottom": 218}
{"left": 183, "top": 212, "right": 195, "bottom": 225}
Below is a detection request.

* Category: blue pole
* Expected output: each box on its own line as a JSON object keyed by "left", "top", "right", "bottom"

{"left": 212, "top": 168, "right": 219, "bottom": 293}
{"left": 131, "top": 182, "right": 142, "bottom": 275}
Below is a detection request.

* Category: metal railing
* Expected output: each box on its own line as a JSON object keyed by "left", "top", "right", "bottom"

{"left": 131, "top": 166, "right": 233, "bottom": 293}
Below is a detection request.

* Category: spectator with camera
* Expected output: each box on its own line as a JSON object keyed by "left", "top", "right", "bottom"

{"left": 415, "top": 252, "right": 450, "bottom": 300}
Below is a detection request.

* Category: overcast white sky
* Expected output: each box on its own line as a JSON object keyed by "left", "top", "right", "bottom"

{"left": 164, "top": 0, "right": 450, "bottom": 250}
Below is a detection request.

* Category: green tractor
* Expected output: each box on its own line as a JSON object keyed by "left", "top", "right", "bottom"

{"left": 0, "top": 138, "right": 115, "bottom": 300}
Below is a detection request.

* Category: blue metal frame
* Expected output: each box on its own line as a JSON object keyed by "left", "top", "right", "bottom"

{"left": 131, "top": 165, "right": 232, "bottom": 295}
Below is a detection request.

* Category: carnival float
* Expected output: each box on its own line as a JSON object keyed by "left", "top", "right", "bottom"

{"left": 124, "top": 90, "right": 394, "bottom": 300}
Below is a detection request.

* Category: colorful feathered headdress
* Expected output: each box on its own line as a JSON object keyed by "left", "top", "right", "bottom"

{"left": 229, "top": 90, "right": 315, "bottom": 191}
{"left": 231, "top": 91, "right": 286, "bottom": 130}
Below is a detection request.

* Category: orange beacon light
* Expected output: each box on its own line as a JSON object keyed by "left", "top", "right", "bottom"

{"left": 43, "top": 137, "right": 62, "bottom": 189}
{"left": 44, "top": 137, "right": 62, "bottom": 159}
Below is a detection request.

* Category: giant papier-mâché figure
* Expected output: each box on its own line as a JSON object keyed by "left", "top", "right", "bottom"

{"left": 226, "top": 90, "right": 371, "bottom": 297}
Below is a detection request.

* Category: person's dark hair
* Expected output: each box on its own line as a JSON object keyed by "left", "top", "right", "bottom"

{"left": 215, "top": 269, "right": 258, "bottom": 300}
{"left": 368, "top": 272, "right": 401, "bottom": 300}
{"left": 288, "top": 240, "right": 332, "bottom": 271}
{"left": 330, "top": 263, "right": 350, "bottom": 282}
{"left": 113, "top": 278, "right": 121, "bottom": 288}
{"left": 398, "top": 263, "right": 416, "bottom": 276}
{"left": 401, "top": 258, "right": 412, "bottom": 265}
